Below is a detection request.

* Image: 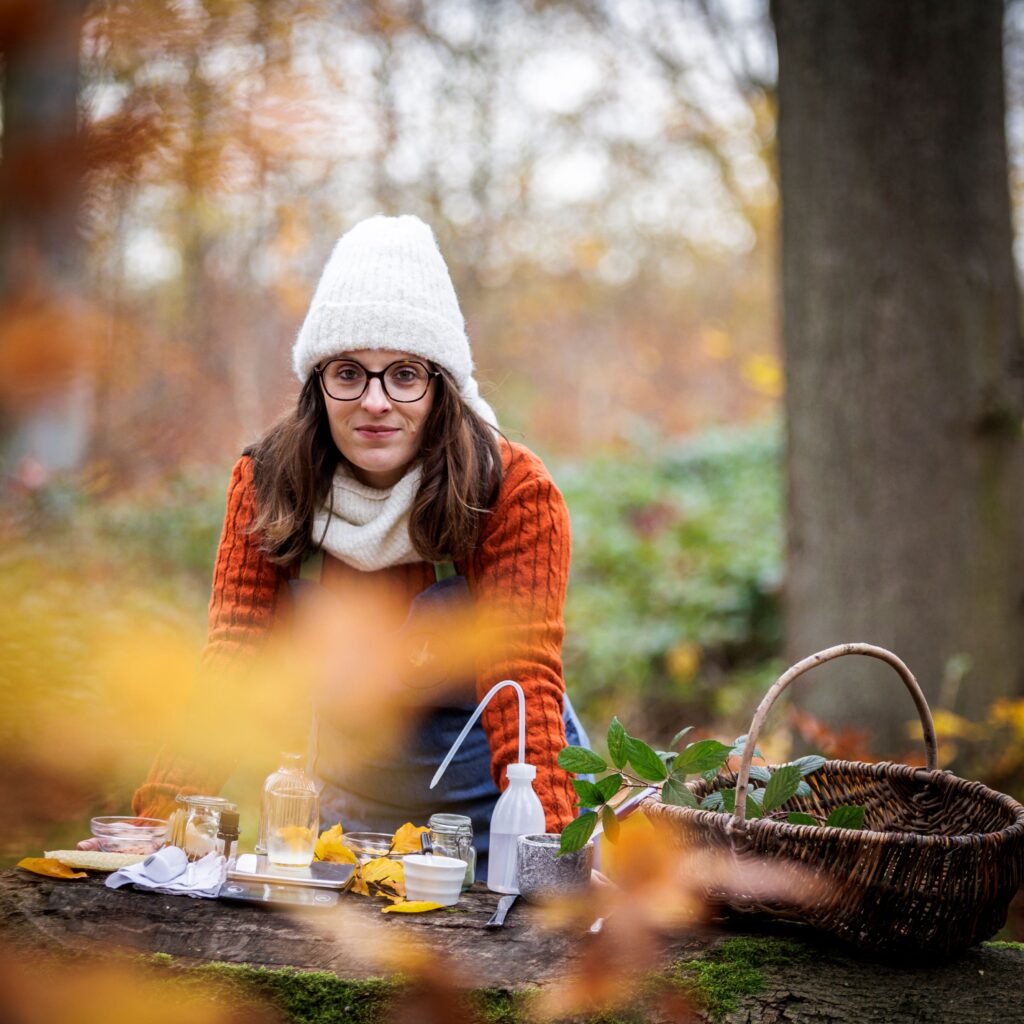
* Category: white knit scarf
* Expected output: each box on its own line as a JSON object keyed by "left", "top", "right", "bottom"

{"left": 311, "top": 462, "right": 423, "bottom": 571}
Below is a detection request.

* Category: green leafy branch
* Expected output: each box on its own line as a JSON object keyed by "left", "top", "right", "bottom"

{"left": 557, "top": 720, "right": 866, "bottom": 854}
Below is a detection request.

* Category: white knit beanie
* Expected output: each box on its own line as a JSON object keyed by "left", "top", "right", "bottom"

{"left": 292, "top": 214, "right": 497, "bottom": 426}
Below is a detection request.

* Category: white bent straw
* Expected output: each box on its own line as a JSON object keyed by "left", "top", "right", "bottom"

{"left": 429, "top": 679, "right": 526, "bottom": 789}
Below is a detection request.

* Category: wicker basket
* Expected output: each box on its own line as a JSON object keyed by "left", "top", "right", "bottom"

{"left": 642, "top": 643, "right": 1024, "bottom": 958}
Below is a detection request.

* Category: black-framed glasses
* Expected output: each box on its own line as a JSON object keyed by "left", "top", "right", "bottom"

{"left": 317, "top": 357, "right": 439, "bottom": 403}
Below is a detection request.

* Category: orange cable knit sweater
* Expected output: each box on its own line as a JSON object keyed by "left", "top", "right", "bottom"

{"left": 132, "top": 440, "right": 579, "bottom": 832}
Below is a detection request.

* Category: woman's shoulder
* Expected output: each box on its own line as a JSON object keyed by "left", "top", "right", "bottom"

{"left": 497, "top": 438, "right": 558, "bottom": 491}
{"left": 471, "top": 438, "right": 569, "bottom": 561}
{"left": 219, "top": 454, "right": 268, "bottom": 530}
{"left": 493, "top": 438, "right": 566, "bottom": 512}
{"left": 226, "top": 453, "right": 258, "bottom": 500}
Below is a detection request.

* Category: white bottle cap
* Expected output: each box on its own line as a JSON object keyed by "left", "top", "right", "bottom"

{"left": 506, "top": 762, "right": 536, "bottom": 781}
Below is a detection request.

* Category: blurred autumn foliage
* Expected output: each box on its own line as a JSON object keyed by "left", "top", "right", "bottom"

{"left": 2, "top": 0, "right": 1024, "bottom": 904}
{"left": 0, "top": 13, "right": 1023, "bottom": 1021}
{"left": 1, "top": 0, "right": 780, "bottom": 482}
{"left": 0, "top": 0, "right": 788, "bottom": 855}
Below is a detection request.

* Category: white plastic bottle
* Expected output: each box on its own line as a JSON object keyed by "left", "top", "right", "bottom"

{"left": 487, "top": 762, "right": 546, "bottom": 894}
{"left": 429, "top": 679, "right": 547, "bottom": 894}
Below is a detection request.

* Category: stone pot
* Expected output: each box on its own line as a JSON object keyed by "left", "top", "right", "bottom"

{"left": 515, "top": 833, "right": 594, "bottom": 904}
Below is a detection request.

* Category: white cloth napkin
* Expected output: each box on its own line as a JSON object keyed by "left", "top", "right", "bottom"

{"left": 106, "top": 850, "right": 225, "bottom": 899}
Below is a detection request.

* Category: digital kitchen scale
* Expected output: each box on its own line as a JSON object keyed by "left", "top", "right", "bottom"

{"left": 219, "top": 854, "right": 354, "bottom": 907}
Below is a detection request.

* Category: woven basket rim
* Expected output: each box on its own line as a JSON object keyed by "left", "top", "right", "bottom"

{"left": 649, "top": 758, "right": 1024, "bottom": 848}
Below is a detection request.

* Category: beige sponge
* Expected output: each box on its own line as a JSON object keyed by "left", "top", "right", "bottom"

{"left": 44, "top": 850, "right": 146, "bottom": 872}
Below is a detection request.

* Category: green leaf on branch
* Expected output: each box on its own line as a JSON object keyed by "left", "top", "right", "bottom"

{"left": 625, "top": 737, "right": 668, "bottom": 781}
{"left": 662, "top": 776, "right": 698, "bottom": 808}
{"left": 669, "top": 726, "right": 694, "bottom": 750}
{"left": 572, "top": 779, "right": 603, "bottom": 807}
{"left": 762, "top": 765, "right": 802, "bottom": 812}
{"left": 595, "top": 773, "right": 624, "bottom": 803}
{"left": 789, "top": 755, "right": 827, "bottom": 776}
{"left": 787, "top": 812, "right": 818, "bottom": 826}
{"left": 607, "top": 718, "right": 628, "bottom": 769}
{"left": 825, "top": 805, "right": 866, "bottom": 830}
{"left": 673, "top": 739, "right": 732, "bottom": 776}
{"left": 558, "top": 746, "right": 608, "bottom": 775}
{"left": 601, "top": 804, "right": 620, "bottom": 843}
{"left": 559, "top": 811, "right": 598, "bottom": 855}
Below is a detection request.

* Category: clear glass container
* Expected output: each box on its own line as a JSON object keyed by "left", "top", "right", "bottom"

{"left": 258, "top": 753, "right": 319, "bottom": 867}
{"left": 428, "top": 812, "right": 475, "bottom": 890}
{"left": 167, "top": 795, "right": 237, "bottom": 861}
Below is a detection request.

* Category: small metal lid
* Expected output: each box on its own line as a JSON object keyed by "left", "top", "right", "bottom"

{"left": 428, "top": 813, "right": 473, "bottom": 835}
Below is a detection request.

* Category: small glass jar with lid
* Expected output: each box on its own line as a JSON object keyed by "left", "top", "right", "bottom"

{"left": 428, "top": 813, "right": 475, "bottom": 890}
{"left": 168, "top": 795, "right": 237, "bottom": 861}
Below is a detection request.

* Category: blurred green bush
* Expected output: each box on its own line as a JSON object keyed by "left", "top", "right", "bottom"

{"left": 556, "top": 423, "right": 783, "bottom": 736}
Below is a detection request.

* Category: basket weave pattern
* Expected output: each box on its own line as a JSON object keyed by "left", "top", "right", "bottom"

{"left": 642, "top": 644, "right": 1024, "bottom": 957}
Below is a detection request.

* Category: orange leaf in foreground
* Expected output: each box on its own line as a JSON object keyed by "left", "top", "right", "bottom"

{"left": 17, "top": 857, "right": 87, "bottom": 879}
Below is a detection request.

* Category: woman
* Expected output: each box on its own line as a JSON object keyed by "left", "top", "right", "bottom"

{"left": 128, "top": 214, "right": 586, "bottom": 868}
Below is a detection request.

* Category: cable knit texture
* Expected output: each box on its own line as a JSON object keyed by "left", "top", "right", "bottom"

{"left": 132, "top": 441, "right": 578, "bottom": 833}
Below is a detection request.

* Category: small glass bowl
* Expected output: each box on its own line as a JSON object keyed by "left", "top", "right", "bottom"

{"left": 90, "top": 816, "right": 168, "bottom": 855}
{"left": 343, "top": 832, "right": 403, "bottom": 864}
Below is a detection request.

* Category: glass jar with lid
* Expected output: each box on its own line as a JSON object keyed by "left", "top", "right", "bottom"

{"left": 428, "top": 813, "right": 475, "bottom": 889}
{"left": 168, "top": 795, "right": 237, "bottom": 861}
{"left": 257, "top": 752, "right": 319, "bottom": 867}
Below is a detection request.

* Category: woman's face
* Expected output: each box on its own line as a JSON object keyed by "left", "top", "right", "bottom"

{"left": 318, "top": 349, "right": 436, "bottom": 489}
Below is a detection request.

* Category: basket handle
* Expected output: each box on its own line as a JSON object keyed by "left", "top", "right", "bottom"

{"left": 733, "top": 643, "right": 938, "bottom": 823}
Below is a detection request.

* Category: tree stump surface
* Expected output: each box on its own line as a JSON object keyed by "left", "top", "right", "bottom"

{"left": 1, "top": 868, "right": 1023, "bottom": 1023}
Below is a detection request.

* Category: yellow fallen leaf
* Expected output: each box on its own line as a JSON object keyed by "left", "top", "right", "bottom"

{"left": 390, "top": 822, "right": 429, "bottom": 855}
{"left": 381, "top": 901, "right": 444, "bottom": 914}
{"left": 351, "top": 856, "right": 405, "bottom": 901}
{"left": 17, "top": 857, "right": 87, "bottom": 880}
{"left": 363, "top": 857, "right": 404, "bottom": 890}
{"left": 314, "top": 823, "right": 356, "bottom": 864}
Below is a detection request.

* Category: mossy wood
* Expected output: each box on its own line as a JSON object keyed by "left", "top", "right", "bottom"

{"left": 2, "top": 870, "right": 1024, "bottom": 1023}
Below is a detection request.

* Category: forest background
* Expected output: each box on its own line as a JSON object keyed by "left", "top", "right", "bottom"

{"left": 2, "top": 0, "right": 1023, "bottom": 897}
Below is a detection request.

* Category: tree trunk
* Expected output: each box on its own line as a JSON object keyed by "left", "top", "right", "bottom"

{"left": 773, "top": 0, "right": 1024, "bottom": 755}
{"left": 0, "top": 0, "right": 90, "bottom": 467}
{"left": 0, "top": 0, "right": 84, "bottom": 293}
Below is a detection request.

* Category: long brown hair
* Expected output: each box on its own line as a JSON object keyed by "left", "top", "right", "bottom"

{"left": 245, "top": 369, "right": 502, "bottom": 566}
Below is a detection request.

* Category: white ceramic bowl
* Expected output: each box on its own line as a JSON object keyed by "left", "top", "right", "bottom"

{"left": 402, "top": 853, "right": 466, "bottom": 907}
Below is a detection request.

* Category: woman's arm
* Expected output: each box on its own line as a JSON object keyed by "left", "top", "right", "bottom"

{"left": 470, "top": 443, "right": 578, "bottom": 833}
{"left": 131, "top": 456, "right": 290, "bottom": 818}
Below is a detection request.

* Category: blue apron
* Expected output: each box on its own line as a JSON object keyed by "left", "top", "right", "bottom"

{"left": 292, "top": 555, "right": 589, "bottom": 876}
